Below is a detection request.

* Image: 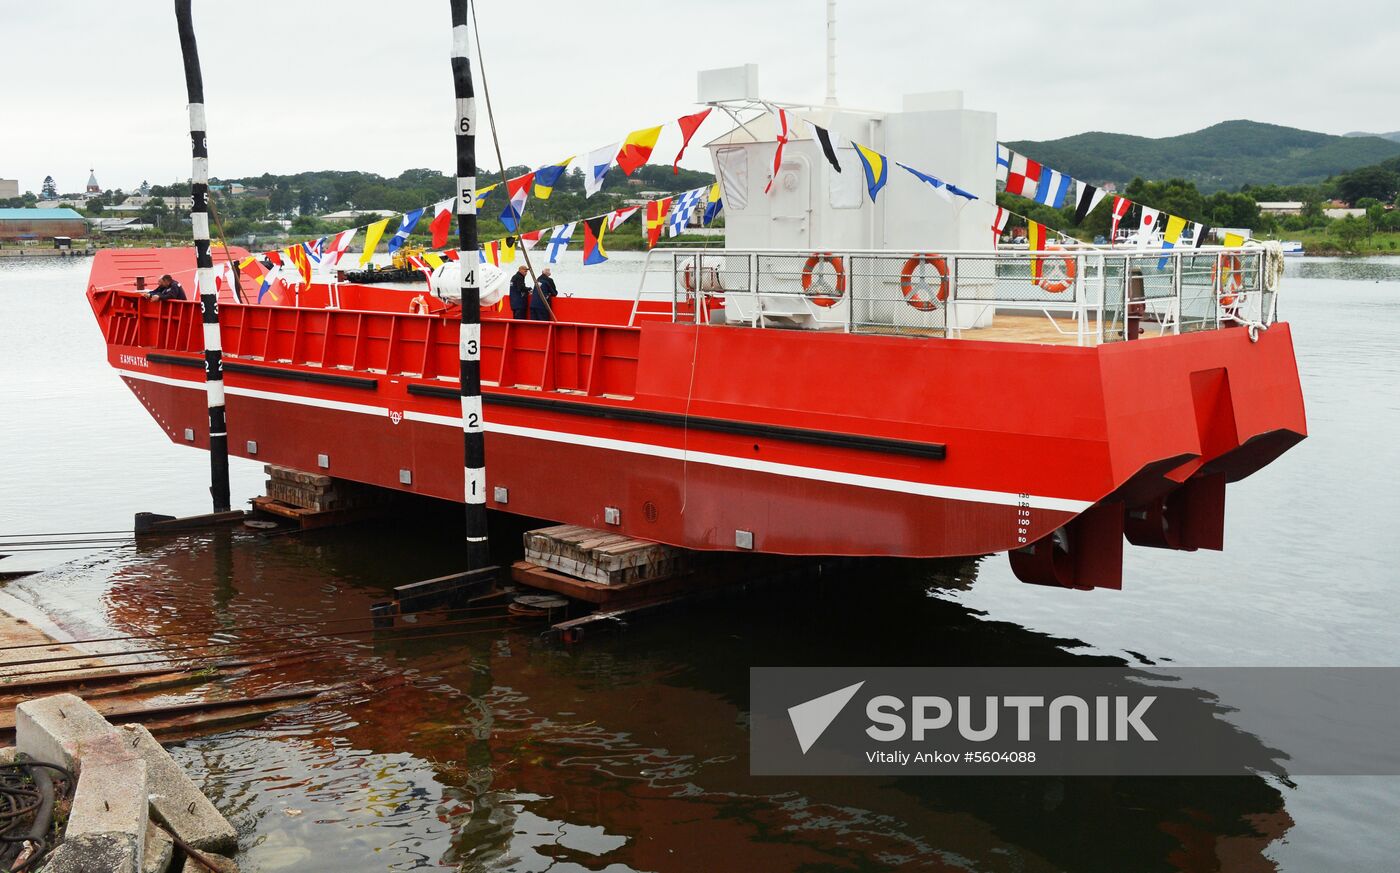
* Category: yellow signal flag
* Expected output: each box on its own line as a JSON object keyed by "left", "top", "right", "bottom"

{"left": 1027, "top": 220, "right": 1046, "bottom": 280}
{"left": 1163, "top": 215, "right": 1188, "bottom": 246}
{"left": 359, "top": 218, "right": 390, "bottom": 266}
{"left": 473, "top": 182, "right": 498, "bottom": 210}
{"left": 1222, "top": 231, "right": 1246, "bottom": 248}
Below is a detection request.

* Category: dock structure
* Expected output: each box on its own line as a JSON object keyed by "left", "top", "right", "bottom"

{"left": 0, "top": 604, "right": 332, "bottom": 745}
{"left": 0, "top": 607, "right": 254, "bottom": 870}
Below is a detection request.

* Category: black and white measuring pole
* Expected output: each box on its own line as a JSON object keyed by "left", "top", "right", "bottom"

{"left": 175, "top": 0, "right": 231, "bottom": 513}
{"left": 450, "top": 0, "right": 490, "bottom": 568}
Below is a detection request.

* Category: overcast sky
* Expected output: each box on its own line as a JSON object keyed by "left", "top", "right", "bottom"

{"left": 4, "top": 0, "right": 1397, "bottom": 195}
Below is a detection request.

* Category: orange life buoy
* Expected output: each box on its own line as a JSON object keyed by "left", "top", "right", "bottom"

{"left": 1034, "top": 245, "right": 1077, "bottom": 293}
{"left": 899, "top": 254, "right": 950, "bottom": 311}
{"left": 800, "top": 253, "right": 845, "bottom": 307}
{"left": 409, "top": 295, "right": 432, "bottom": 315}
{"left": 1214, "top": 254, "right": 1245, "bottom": 306}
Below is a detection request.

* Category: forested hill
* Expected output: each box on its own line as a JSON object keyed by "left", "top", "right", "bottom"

{"left": 1007, "top": 120, "right": 1400, "bottom": 192}
{"left": 1346, "top": 131, "right": 1400, "bottom": 143}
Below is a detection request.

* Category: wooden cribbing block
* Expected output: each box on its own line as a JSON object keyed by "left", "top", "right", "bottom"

{"left": 523, "top": 525, "right": 687, "bottom": 586}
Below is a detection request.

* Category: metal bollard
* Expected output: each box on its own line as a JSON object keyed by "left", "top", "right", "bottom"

{"left": 1126, "top": 268, "right": 1144, "bottom": 340}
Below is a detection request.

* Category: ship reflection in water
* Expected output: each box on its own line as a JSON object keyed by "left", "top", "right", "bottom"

{"left": 14, "top": 515, "right": 1291, "bottom": 873}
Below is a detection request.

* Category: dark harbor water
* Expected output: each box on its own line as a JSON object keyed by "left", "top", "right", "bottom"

{"left": 1, "top": 256, "right": 1398, "bottom": 871}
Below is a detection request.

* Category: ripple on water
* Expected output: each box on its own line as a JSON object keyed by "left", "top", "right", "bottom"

{"left": 4, "top": 257, "right": 1400, "bottom": 869}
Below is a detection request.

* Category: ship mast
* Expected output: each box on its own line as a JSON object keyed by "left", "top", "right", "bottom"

{"left": 173, "top": 0, "right": 231, "bottom": 514}
{"left": 449, "top": 0, "right": 491, "bottom": 568}
{"left": 825, "top": 0, "right": 837, "bottom": 105}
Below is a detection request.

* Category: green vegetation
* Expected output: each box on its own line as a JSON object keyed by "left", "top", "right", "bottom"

{"left": 1008, "top": 120, "right": 1400, "bottom": 192}
{"left": 98, "top": 164, "right": 717, "bottom": 248}
{"left": 1346, "top": 131, "right": 1400, "bottom": 143}
{"left": 38, "top": 120, "right": 1400, "bottom": 257}
{"left": 1292, "top": 226, "right": 1400, "bottom": 255}
{"left": 1002, "top": 145, "right": 1400, "bottom": 255}
{"left": 998, "top": 176, "right": 1275, "bottom": 240}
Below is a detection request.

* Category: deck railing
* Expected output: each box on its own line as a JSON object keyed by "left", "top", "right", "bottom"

{"left": 628, "top": 245, "right": 1281, "bottom": 345}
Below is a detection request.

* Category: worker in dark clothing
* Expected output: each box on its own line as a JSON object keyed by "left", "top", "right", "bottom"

{"left": 146, "top": 274, "right": 187, "bottom": 302}
{"left": 507, "top": 266, "right": 530, "bottom": 319}
{"left": 530, "top": 267, "right": 558, "bottom": 321}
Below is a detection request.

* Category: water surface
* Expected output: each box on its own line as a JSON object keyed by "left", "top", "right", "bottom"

{"left": 1, "top": 255, "right": 1397, "bottom": 872}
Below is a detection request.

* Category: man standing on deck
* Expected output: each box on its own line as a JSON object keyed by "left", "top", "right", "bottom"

{"left": 508, "top": 265, "right": 530, "bottom": 319}
{"left": 530, "top": 267, "right": 558, "bottom": 321}
{"left": 146, "top": 274, "right": 187, "bottom": 301}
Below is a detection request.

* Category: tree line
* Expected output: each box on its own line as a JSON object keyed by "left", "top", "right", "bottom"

{"left": 1000, "top": 154, "right": 1400, "bottom": 248}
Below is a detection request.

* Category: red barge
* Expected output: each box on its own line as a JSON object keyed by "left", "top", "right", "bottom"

{"left": 84, "top": 66, "right": 1307, "bottom": 592}
{"left": 86, "top": 232, "right": 1305, "bottom": 591}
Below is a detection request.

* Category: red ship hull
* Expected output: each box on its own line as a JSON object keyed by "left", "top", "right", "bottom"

{"left": 88, "top": 249, "right": 1306, "bottom": 589}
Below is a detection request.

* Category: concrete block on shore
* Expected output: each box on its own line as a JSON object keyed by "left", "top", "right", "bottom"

{"left": 121, "top": 724, "right": 238, "bottom": 855}
{"left": 179, "top": 851, "right": 241, "bottom": 872}
{"left": 16, "top": 695, "right": 235, "bottom": 865}
{"left": 16, "top": 692, "right": 113, "bottom": 771}
{"left": 42, "top": 832, "right": 143, "bottom": 873}
{"left": 144, "top": 821, "right": 174, "bottom": 873}
{"left": 52, "top": 731, "right": 147, "bottom": 873}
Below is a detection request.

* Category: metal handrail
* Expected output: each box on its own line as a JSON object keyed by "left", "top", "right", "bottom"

{"left": 629, "top": 245, "right": 1277, "bottom": 344}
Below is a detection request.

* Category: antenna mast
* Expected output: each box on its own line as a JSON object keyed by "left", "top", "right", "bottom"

{"left": 825, "top": 0, "right": 837, "bottom": 105}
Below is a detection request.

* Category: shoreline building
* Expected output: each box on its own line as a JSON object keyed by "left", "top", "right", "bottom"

{"left": 0, "top": 179, "right": 18, "bottom": 200}
{"left": 1257, "top": 201, "right": 1304, "bottom": 217}
{"left": 0, "top": 207, "right": 88, "bottom": 241}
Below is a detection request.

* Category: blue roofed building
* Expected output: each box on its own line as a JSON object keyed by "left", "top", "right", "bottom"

{"left": 0, "top": 207, "right": 89, "bottom": 241}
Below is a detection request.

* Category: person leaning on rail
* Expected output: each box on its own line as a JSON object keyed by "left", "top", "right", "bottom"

{"left": 530, "top": 267, "right": 558, "bottom": 321}
{"left": 146, "top": 274, "right": 187, "bottom": 302}
{"left": 508, "top": 265, "right": 530, "bottom": 320}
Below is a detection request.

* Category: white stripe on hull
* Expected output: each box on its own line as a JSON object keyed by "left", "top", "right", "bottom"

{"left": 116, "top": 368, "right": 1093, "bottom": 513}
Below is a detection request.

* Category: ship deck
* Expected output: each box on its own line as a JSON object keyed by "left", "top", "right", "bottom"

{"left": 860, "top": 313, "right": 1102, "bottom": 345}
{"left": 964, "top": 314, "right": 1098, "bottom": 345}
